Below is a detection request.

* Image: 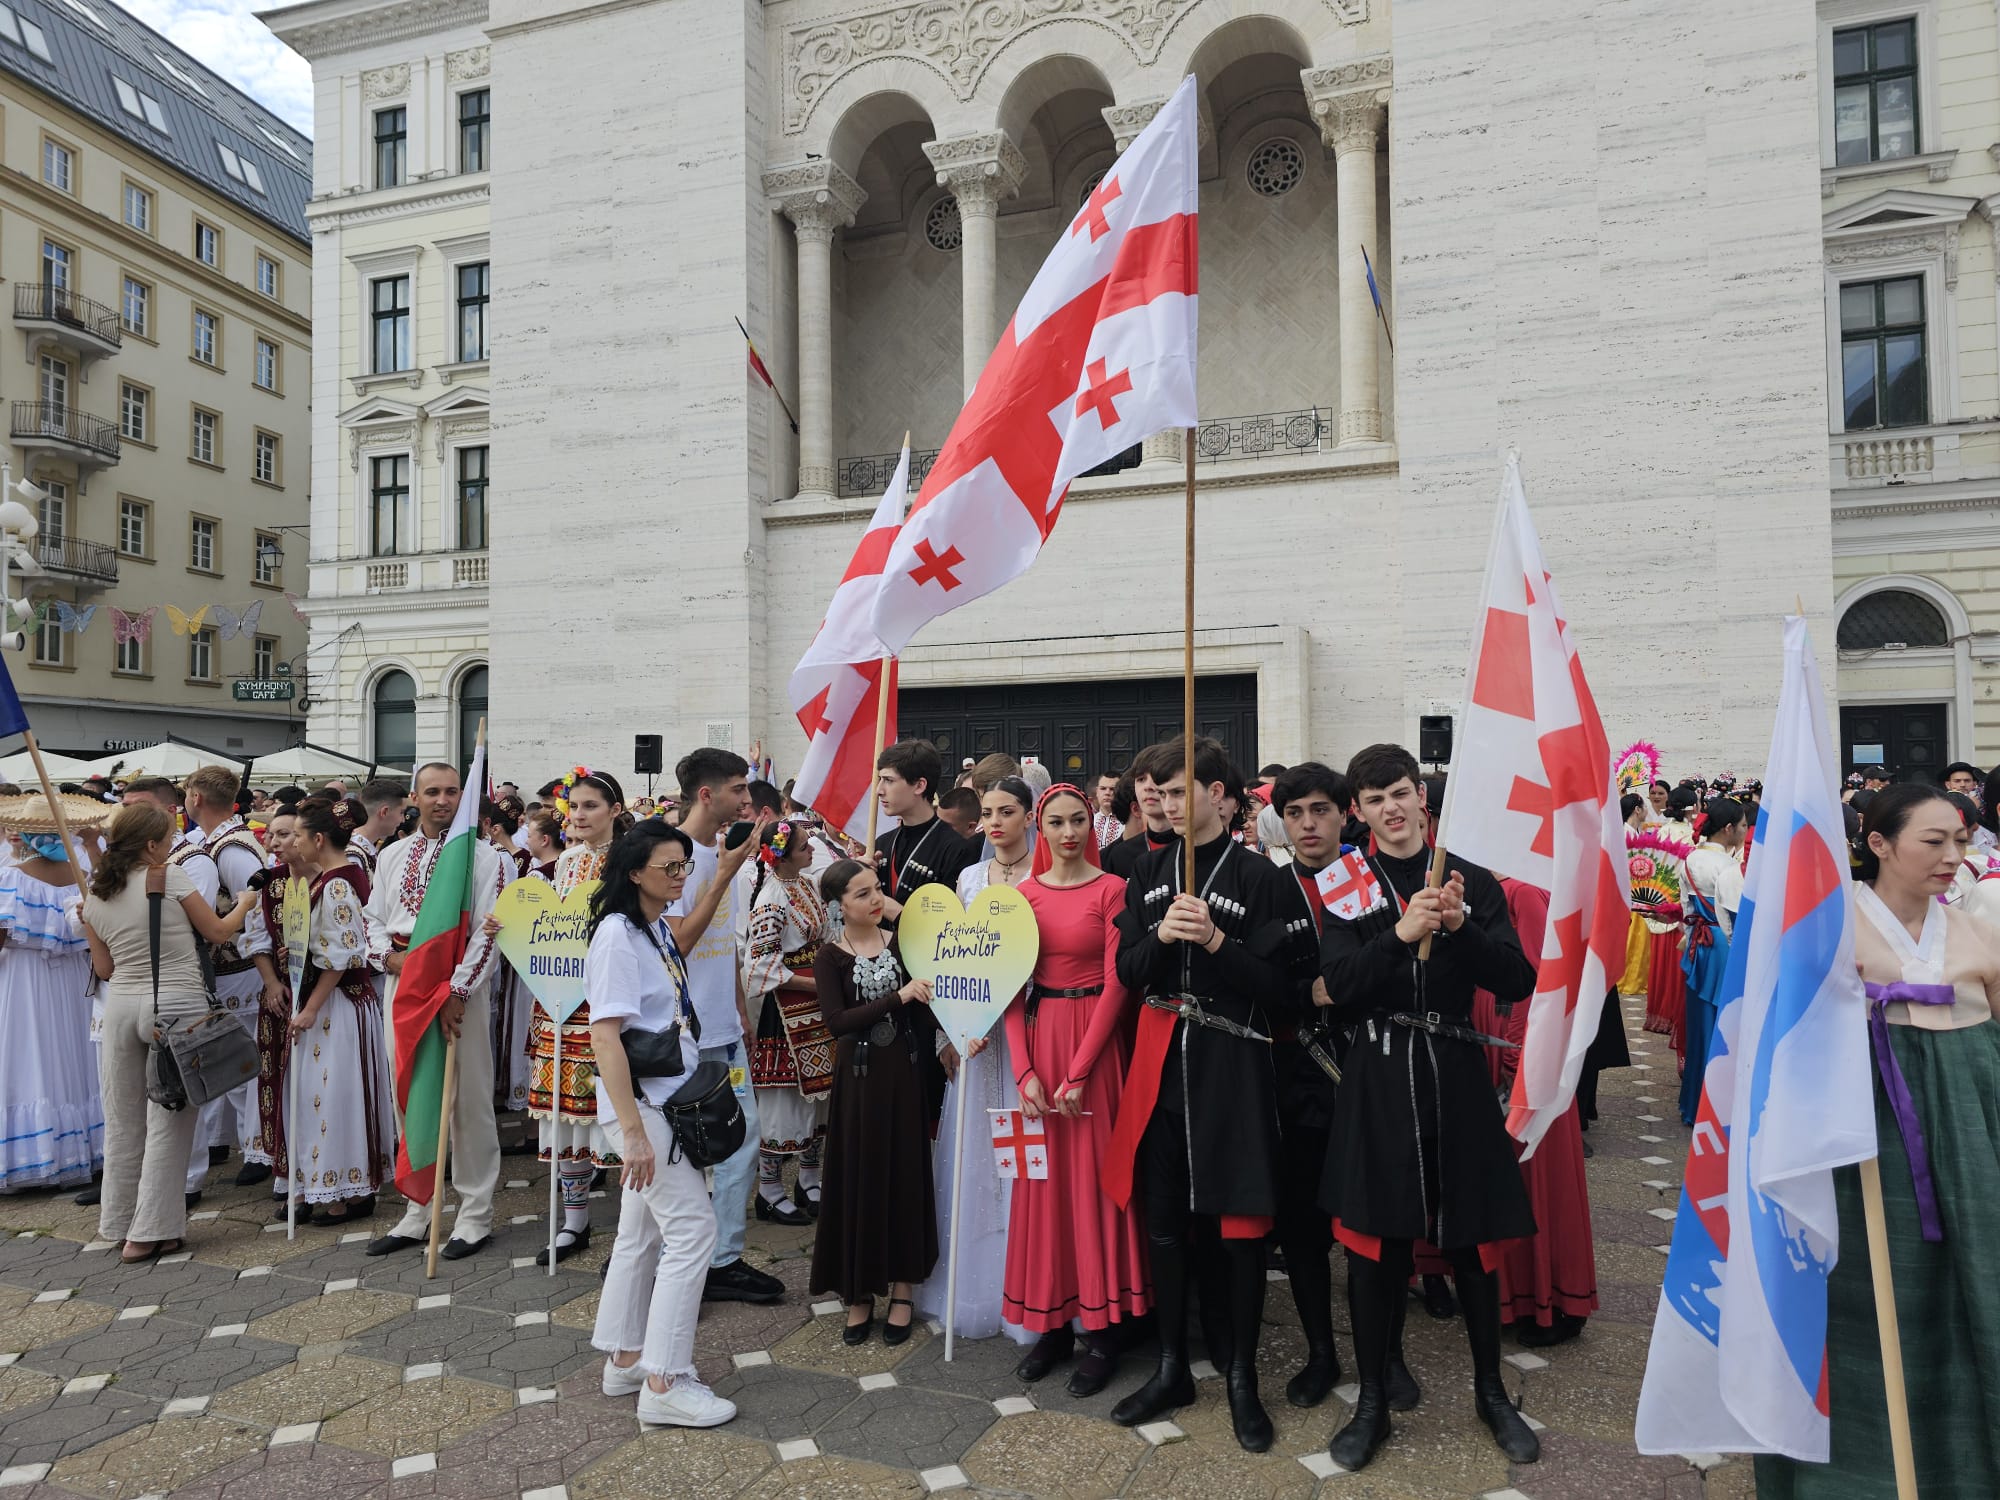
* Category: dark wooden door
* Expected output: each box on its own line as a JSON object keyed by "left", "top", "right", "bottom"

{"left": 898, "top": 674, "right": 1259, "bottom": 782}
{"left": 1839, "top": 701, "right": 1948, "bottom": 782}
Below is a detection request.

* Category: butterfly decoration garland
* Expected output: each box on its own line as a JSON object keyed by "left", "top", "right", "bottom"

{"left": 111, "top": 606, "right": 158, "bottom": 644}
{"left": 14, "top": 599, "right": 274, "bottom": 640}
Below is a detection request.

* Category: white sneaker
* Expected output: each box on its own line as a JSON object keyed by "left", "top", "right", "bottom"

{"left": 602, "top": 1359, "right": 647, "bottom": 1397}
{"left": 637, "top": 1376, "right": 736, "bottom": 1429}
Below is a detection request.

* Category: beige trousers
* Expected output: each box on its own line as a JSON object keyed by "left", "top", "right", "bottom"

{"left": 98, "top": 988, "right": 203, "bottom": 1244}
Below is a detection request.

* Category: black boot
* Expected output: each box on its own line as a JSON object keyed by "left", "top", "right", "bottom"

{"left": 1386, "top": 1288, "right": 1421, "bottom": 1412}
{"left": 1191, "top": 1223, "right": 1233, "bottom": 1374}
{"left": 1280, "top": 1218, "right": 1339, "bottom": 1408}
{"left": 1067, "top": 1329, "right": 1118, "bottom": 1398}
{"left": 1014, "top": 1326, "right": 1073, "bottom": 1383}
{"left": 1327, "top": 1248, "right": 1400, "bottom": 1472}
{"left": 1110, "top": 1234, "right": 1196, "bottom": 1427}
{"left": 1224, "top": 1239, "right": 1273, "bottom": 1452}
{"left": 1456, "top": 1259, "right": 1540, "bottom": 1464}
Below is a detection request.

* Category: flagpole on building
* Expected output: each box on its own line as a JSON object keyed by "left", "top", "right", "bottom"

{"left": 1182, "top": 433, "right": 1197, "bottom": 892}
{"left": 1858, "top": 1157, "right": 1920, "bottom": 1500}
{"left": 425, "top": 718, "right": 483, "bottom": 1280}
{"left": 863, "top": 435, "right": 910, "bottom": 852}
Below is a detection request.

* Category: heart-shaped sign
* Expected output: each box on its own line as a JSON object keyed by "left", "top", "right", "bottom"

{"left": 494, "top": 878, "right": 599, "bottom": 1025}
{"left": 896, "top": 881, "right": 1041, "bottom": 1054}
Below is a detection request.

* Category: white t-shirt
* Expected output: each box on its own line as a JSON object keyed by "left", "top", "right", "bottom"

{"left": 584, "top": 913, "right": 699, "bottom": 1117}
{"left": 668, "top": 834, "right": 742, "bottom": 1047}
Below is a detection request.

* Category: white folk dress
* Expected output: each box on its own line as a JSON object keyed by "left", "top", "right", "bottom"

{"left": 913, "top": 860, "right": 1033, "bottom": 1344}
{"left": 0, "top": 866, "right": 99, "bottom": 1189}
{"left": 286, "top": 871, "right": 396, "bottom": 1204}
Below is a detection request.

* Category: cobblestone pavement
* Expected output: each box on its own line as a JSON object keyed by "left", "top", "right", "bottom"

{"left": 0, "top": 998, "right": 1751, "bottom": 1499}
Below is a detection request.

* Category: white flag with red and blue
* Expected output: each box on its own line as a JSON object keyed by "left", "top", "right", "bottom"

{"left": 1635, "top": 614, "right": 1875, "bottom": 1461}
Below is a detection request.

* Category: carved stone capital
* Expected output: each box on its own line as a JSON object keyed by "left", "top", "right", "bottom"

{"left": 764, "top": 161, "right": 867, "bottom": 238}
{"left": 1303, "top": 57, "right": 1390, "bottom": 153}
{"left": 923, "top": 133, "right": 1026, "bottom": 208}
{"left": 1101, "top": 98, "right": 1214, "bottom": 153}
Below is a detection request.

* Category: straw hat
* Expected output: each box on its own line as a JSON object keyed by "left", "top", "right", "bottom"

{"left": 0, "top": 790, "right": 120, "bottom": 834}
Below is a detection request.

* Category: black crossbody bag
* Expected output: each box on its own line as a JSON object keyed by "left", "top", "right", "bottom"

{"left": 633, "top": 918, "right": 744, "bottom": 1168}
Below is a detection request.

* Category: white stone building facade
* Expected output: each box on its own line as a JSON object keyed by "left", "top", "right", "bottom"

{"left": 278, "top": 0, "right": 1843, "bottom": 787}
{"left": 263, "top": 0, "right": 492, "bottom": 772}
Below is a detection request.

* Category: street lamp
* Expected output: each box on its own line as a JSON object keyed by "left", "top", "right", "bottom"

{"left": 0, "top": 461, "right": 47, "bottom": 652}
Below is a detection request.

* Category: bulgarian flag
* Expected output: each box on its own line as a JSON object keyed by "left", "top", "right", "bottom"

{"left": 392, "top": 740, "right": 484, "bottom": 1203}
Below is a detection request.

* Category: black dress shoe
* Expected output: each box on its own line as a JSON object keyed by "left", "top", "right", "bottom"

{"left": 841, "top": 1306, "right": 873, "bottom": 1346}
{"left": 1328, "top": 1382, "right": 1391, "bottom": 1471}
{"left": 208, "top": 1144, "right": 231, "bottom": 1167}
{"left": 73, "top": 1183, "right": 101, "bottom": 1207}
{"left": 364, "top": 1232, "right": 423, "bottom": 1257}
{"left": 1285, "top": 1347, "right": 1342, "bottom": 1408}
{"left": 535, "top": 1226, "right": 590, "bottom": 1267}
{"left": 881, "top": 1297, "right": 915, "bottom": 1347}
{"left": 234, "top": 1162, "right": 272, "bottom": 1188}
{"left": 440, "top": 1235, "right": 489, "bottom": 1261}
{"left": 703, "top": 1258, "right": 783, "bottom": 1304}
{"left": 184, "top": 1191, "right": 202, "bottom": 1210}
{"left": 1014, "top": 1326, "right": 1074, "bottom": 1382}
{"left": 1474, "top": 1375, "right": 1540, "bottom": 1463}
{"left": 754, "top": 1194, "right": 810, "bottom": 1228}
{"left": 1109, "top": 1357, "right": 1196, "bottom": 1427}
{"left": 1227, "top": 1366, "right": 1274, "bottom": 1453}
{"left": 1516, "top": 1312, "right": 1586, "bottom": 1349}
{"left": 1066, "top": 1332, "right": 1117, "bottom": 1397}
{"left": 796, "top": 1185, "right": 820, "bottom": 1221}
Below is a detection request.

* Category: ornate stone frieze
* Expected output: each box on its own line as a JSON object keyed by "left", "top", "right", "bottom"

{"left": 363, "top": 63, "right": 411, "bottom": 99}
{"left": 1302, "top": 56, "right": 1390, "bottom": 152}
{"left": 1825, "top": 226, "right": 1960, "bottom": 289}
{"left": 764, "top": 160, "right": 868, "bottom": 237}
{"left": 783, "top": 0, "right": 1366, "bottom": 135}
{"left": 268, "top": 0, "right": 486, "bottom": 62}
{"left": 446, "top": 45, "right": 489, "bottom": 80}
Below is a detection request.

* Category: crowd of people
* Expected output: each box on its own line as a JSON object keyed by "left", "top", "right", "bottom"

{"left": 0, "top": 735, "right": 1987, "bottom": 1485}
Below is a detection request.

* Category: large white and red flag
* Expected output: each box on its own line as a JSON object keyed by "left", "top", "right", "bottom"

{"left": 870, "top": 75, "right": 1199, "bottom": 652}
{"left": 1439, "top": 454, "right": 1631, "bottom": 1153}
{"left": 788, "top": 445, "right": 908, "bottom": 840}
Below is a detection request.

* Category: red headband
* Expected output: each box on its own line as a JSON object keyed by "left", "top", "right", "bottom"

{"left": 1030, "top": 783, "right": 1102, "bottom": 879}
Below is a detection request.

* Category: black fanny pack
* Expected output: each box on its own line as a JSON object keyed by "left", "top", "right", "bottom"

{"left": 660, "top": 1060, "right": 744, "bottom": 1168}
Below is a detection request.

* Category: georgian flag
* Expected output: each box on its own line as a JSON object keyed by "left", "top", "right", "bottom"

{"left": 788, "top": 447, "right": 908, "bottom": 840}
{"left": 989, "top": 1109, "right": 1049, "bottom": 1180}
{"left": 1317, "top": 850, "right": 1386, "bottom": 920}
{"left": 869, "top": 76, "right": 1200, "bottom": 653}
{"left": 1438, "top": 454, "right": 1631, "bottom": 1154}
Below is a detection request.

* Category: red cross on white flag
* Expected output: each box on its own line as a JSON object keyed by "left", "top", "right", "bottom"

{"left": 988, "top": 1108, "right": 1048, "bottom": 1180}
{"left": 1439, "top": 454, "right": 1631, "bottom": 1154}
{"left": 1316, "top": 850, "right": 1385, "bottom": 920}
{"left": 869, "top": 76, "right": 1200, "bottom": 653}
{"left": 787, "top": 446, "right": 908, "bottom": 839}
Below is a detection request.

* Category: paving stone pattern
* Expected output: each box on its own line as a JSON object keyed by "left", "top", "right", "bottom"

{"left": 0, "top": 1000, "right": 1745, "bottom": 1496}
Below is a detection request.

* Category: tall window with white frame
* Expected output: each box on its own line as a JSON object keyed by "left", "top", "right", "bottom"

{"left": 457, "top": 262, "right": 488, "bottom": 363}
{"left": 187, "top": 625, "right": 215, "bottom": 682}
{"left": 32, "top": 603, "right": 63, "bottom": 666}
{"left": 1833, "top": 21, "right": 1918, "bottom": 166}
{"left": 252, "top": 634, "right": 275, "bottom": 680}
{"left": 40, "top": 239, "right": 69, "bottom": 292}
{"left": 192, "top": 408, "right": 217, "bottom": 464}
{"left": 255, "top": 431, "right": 279, "bottom": 485}
{"left": 371, "top": 276, "right": 409, "bottom": 373}
{"left": 255, "top": 253, "right": 278, "bottom": 299}
{"left": 370, "top": 454, "right": 408, "bottom": 557}
{"left": 37, "top": 478, "right": 65, "bottom": 544}
{"left": 122, "top": 181, "right": 151, "bottom": 233}
{"left": 193, "top": 220, "right": 217, "bottom": 267}
{"left": 457, "top": 444, "right": 488, "bottom": 550}
{"left": 119, "top": 382, "right": 148, "bottom": 443}
{"left": 255, "top": 336, "right": 278, "bottom": 391}
{"left": 119, "top": 497, "right": 148, "bottom": 558}
{"left": 114, "top": 626, "right": 144, "bottom": 676}
{"left": 459, "top": 88, "right": 489, "bottom": 172}
{"left": 41, "top": 138, "right": 71, "bottom": 193}
{"left": 190, "top": 515, "right": 216, "bottom": 572}
{"left": 120, "top": 275, "right": 148, "bottom": 336}
{"left": 373, "top": 106, "right": 406, "bottom": 188}
{"left": 373, "top": 670, "right": 417, "bottom": 766}
{"left": 193, "top": 307, "right": 218, "bottom": 365}
{"left": 1841, "top": 276, "right": 1927, "bottom": 429}
{"left": 254, "top": 530, "right": 280, "bottom": 585}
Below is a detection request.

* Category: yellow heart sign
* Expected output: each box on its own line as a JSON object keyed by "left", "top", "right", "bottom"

{"left": 896, "top": 881, "right": 1041, "bottom": 1053}
{"left": 494, "top": 878, "right": 599, "bottom": 1025}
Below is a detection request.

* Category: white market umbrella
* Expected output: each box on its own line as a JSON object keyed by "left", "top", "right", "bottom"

{"left": 79, "top": 742, "right": 236, "bottom": 781}
{"left": 249, "top": 745, "right": 406, "bottom": 784}
{"left": 0, "top": 748, "right": 101, "bottom": 783}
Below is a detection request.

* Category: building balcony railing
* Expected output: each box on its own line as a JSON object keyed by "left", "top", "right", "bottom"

{"left": 11, "top": 400, "right": 119, "bottom": 468}
{"left": 35, "top": 534, "right": 118, "bottom": 586}
{"left": 834, "top": 407, "right": 1330, "bottom": 498}
{"left": 14, "top": 283, "right": 122, "bottom": 362}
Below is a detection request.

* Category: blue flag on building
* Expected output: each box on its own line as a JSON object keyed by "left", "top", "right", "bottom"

{"left": 0, "top": 649, "right": 31, "bottom": 740}
{"left": 1361, "top": 243, "right": 1384, "bottom": 314}
{"left": 1635, "top": 614, "right": 1875, "bottom": 1461}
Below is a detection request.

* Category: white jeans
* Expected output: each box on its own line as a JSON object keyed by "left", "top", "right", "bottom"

{"left": 388, "top": 984, "right": 501, "bottom": 1243}
{"left": 591, "top": 1110, "right": 718, "bottom": 1378}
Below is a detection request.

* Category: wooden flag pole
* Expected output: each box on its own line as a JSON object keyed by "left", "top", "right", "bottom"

{"left": 1858, "top": 1156, "right": 1921, "bottom": 1500}
{"left": 1183, "top": 432, "right": 1197, "bottom": 892}
{"left": 21, "top": 730, "right": 85, "bottom": 871}
{"left": 423, "top": 1039, "right": 460, "bottom": 1278}
{"left": 1415, "top": 841, "right": 1449, "bottom": 962}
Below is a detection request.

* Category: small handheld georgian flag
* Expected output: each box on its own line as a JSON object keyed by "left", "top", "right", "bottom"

{"left": 1317, "top": 850, "right": 1385, "bottom": 920}
{"left": 988, "top": 1109, "right": 1049, "bottom": 1180}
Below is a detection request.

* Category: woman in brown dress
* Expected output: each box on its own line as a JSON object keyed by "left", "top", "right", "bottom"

{"left": 809, "top": 859, "right": 937, "bottom": 1346}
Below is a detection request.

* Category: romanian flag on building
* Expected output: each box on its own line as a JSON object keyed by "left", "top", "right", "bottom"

{"left": 392, "top": 740, "right": 484, "bottom": 1203}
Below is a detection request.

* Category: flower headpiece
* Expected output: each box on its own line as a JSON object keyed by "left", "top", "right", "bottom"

{"left": 554, "top": 765, "right": 592, "bottom": 821}
{"left": 757, "top": 820, "right": 796, "bottom": 868}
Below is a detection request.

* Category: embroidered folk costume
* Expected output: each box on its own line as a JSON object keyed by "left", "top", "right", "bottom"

{"left": 286, "top": 865, "right": 394, "bottom": 1206}
{"left": 744, "top": 827, "right": 833, "bottom": 1167}
{"left": 529, "top": 839, "right": 610, "bottom": 1152}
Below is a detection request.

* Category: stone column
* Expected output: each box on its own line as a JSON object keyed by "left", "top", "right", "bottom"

{"left": 924, "top": 134, "right": 1026, "bottom": 396}
{"left": 1306, "top": 60, "right": 1391, "bottom": 447}
{"left": 764, "top": 162, "right": 866, "bottom": 499}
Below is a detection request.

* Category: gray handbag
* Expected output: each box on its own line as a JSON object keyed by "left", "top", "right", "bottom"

{"left": 144, "top": 867, "right": 259, "bottom": 1110}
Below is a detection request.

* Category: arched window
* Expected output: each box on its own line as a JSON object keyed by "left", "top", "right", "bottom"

{"left": 1837, "top": 588, "right": 1950, "bottom": 650}
{"left": 372, "top": 669, "right": 416, "bottom": 768}
{"left": 456, "top": 664, "right": 487, "bottom": 771}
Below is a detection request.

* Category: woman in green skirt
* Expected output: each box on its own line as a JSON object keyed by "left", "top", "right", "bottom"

{"left": 1757, "top": 783, "right": 2000, "bottom": 1499}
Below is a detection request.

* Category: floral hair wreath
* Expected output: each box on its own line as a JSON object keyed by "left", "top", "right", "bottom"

{"left": 553, "top": 765, "right": 592, "bottom": 821}
{"left": 757, "top": 820, "right": 796, "bottom": 868}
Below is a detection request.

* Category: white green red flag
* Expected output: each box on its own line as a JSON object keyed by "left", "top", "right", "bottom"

{"left": 392, "top": 741, "right": 483, "bottom": 1202}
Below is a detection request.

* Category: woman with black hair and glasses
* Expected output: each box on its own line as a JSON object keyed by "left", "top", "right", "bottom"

{"left": 587, "top": 820, "right": 736, "bottom": 1431}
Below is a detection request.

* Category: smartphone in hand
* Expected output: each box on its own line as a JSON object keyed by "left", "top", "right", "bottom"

{"left": 724, "top": 820, "right": 756, "bottom": 850}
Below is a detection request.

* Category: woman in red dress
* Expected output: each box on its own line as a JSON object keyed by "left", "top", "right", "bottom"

{"left": 1004, "top": 784, "right": 1152, "bottom": 1395}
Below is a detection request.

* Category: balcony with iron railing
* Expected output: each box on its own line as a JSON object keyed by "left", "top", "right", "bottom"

{"left": 834, "top": 407, "right": 1332, "bottom": 498}
{"left": 34, "top": 533, "right": 118, "bottom": 587}
{"left": 11, "top": 400, "right": 119, "bottom": 470}
{"left": 14, "top": 282, "right": 122, "bottom": 366}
